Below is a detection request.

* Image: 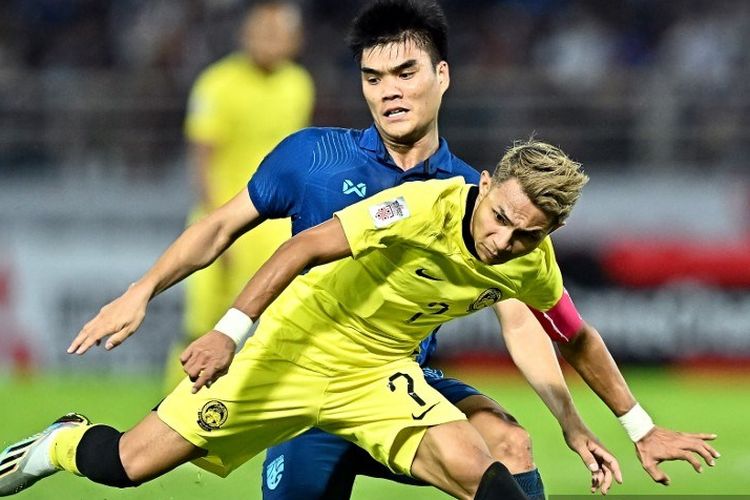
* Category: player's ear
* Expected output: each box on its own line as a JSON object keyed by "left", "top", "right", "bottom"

{"left": 437, "top": 61, "right": 449, "bottom": 92}
{"left": 478, "top": 170, "right": 492, "bottom": 198}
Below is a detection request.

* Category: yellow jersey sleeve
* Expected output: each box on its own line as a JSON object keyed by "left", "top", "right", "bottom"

{"left": 335, "top": 177, "right": 465, "bottom": 259}
{"left": 517, "top": 237, "right": 564, "bottom": 311}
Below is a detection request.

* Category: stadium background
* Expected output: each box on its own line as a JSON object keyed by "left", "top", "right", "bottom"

{"left": 1, "top": 0, "right": 749, "bottom": 497}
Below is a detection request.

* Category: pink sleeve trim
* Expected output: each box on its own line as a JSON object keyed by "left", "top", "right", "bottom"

{"left": 529, "top": 288, "right": 583, "bottom": 343}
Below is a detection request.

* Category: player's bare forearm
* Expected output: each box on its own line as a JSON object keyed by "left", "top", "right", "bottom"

{"left": 67, "top": 190, "right": 261, "bottom": 355}
{"left": 232, "top": 217, "right": 352, "bottom": 320}
{"left": 558, "top": 324, "right": 636, "bottom": 417}
{"left": 182, "top": 217, "right": 351, "bottom": 393}
{"left": 495, "top": 301, "right": 623, "bottom": 493}
{"left": 494, "top": 300, "right": 582, "bottom": 426}
{"left": 137, "top": 189, "right": 261, "bottom": 299}
{"left": 129, "top": 223, "right": 225, "bottom": 301}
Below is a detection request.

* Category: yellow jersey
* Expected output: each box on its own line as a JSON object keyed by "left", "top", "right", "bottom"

{"left": 252, "top": 177, "right": 564, "bottom": 373}
{"left": 185, "top": 52, "right": 315, "bottom": 207}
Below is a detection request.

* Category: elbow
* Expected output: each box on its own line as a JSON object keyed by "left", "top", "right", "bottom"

{"left": 271, "top": 218, "right": 349, "bottom": 272}
{"left": 558, "top": 323, "right": 589, "bottom": 358}
{"left": 559, "top": 323, "right": 607, "bottom": 364}
{"left": 278, "top": 235, "right": 318, "bottom": 272}
{"left": 190, "top": 216, "right": 235, "bottom": 268}
{"left": 208, "top": 218, "right": 235, "bottom": 258}
{"left": 288, "top": 227, "right": 342, "bottom": 269}
{"left": 212, "top": 232, "right": 234, "bottom": 257}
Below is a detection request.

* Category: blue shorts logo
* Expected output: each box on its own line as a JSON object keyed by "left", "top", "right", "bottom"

{"left": 266, "top": 454, "right": 285, "bottom": 490}
{"left": 422, "top": 367, "right": 445, "bottom": 380}
{"left": 342, "top": 179, "right": 367, "bottom": 198}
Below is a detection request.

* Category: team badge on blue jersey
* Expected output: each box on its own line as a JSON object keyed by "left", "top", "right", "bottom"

{"left": 265, "top": 454, "right": 285, "bottom": 490}
{"left": 197, "top": 400, "right": 228, "bottom": 431}
{"left": 342, "top": 179, "right": 367, "bottom": 198}
{"left": 468, "top": 288, "right": 503, "bottom": 311}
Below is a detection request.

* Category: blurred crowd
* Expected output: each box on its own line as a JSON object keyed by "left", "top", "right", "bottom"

{"left": 1, "top": 0, "right": 749, "bottom": 177}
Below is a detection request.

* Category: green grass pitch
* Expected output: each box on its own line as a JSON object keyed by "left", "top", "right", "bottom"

{"left": 1, "top": 366, "right": 747, "bottom": 498}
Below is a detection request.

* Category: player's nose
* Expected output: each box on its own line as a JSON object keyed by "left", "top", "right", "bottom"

{"left": 493, "top": 227, "right": 513, "bottom": 253}
{"left": 381, "top": 77, "right": 403, "bottom": 101}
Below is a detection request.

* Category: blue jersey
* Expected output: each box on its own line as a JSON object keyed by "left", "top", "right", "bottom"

{"left": 248, "top": 124, "right": 479, "bottom": 365}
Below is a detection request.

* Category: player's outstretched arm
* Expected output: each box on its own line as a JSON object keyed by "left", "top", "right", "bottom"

{"left": 494, "top": 300, "right": 622, "bottom": 494}
{"left": 558, "top": 323, "right": 720, "bottom": 485}
{"left": 68, "top": 189, "right": 262, "bottom": 355}
{"left": 181, "top": 216, "right": 353, "bottom": 392}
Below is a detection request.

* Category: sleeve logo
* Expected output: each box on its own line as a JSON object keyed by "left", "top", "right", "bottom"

{"left": 369, "top": 196, "right": 410, "bottom": 228}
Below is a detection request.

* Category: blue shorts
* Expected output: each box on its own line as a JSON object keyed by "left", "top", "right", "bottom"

{"left": 261, "top": 368, "right": 482, "bottom": 499}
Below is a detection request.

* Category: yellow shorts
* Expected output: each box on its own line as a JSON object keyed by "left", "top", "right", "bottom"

{"left": 157, "top": 339, "right": 466, "bottom": 477}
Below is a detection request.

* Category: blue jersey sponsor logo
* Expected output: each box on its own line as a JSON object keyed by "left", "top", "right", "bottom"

{"left": 265, "top": 454, "right": 285, "bottom": 490}
{"left": 342, "top": 179, "right": 367, "bottom": 198}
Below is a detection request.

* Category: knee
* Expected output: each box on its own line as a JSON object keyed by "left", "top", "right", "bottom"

{"left": 414, "top": 423, "right": 496, "bottom": 498}
{"left": 486, "top": 422, "right": 534, "bottom": 473}
{"left": 436, "top": 451, "right": 495, "bottom": 500}
{"left": 467, "top": 406, "right": 534, "bottom": 472}
{"left": 118, "top": 423, "right": 200, "bottom": 483}
{"left": 445, "top": 448, "right": 495, "bottom": 484}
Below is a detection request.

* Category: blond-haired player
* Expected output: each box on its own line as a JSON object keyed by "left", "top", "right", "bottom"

{"left": 2, "top": 140, "right": 718, "bottom": 499}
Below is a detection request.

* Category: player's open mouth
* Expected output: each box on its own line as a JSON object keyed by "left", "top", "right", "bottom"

{"left": 384, "top": 107, "right": 409, "bottom": 117}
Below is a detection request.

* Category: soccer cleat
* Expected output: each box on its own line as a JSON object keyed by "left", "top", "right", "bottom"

{"left": 0, "top": 413, "right": 89, "bottom": 496}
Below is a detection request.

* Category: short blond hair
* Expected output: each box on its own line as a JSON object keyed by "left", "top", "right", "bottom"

{"left": 492, "top": 140, "right": 589, "bottom": 226}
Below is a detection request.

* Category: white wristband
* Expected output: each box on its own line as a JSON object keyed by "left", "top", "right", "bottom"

{"left": 214, "top": 308, "right": 254, "bottom": 348}
{"left": 618, "top": 403, "right": 655, "bottom": 442}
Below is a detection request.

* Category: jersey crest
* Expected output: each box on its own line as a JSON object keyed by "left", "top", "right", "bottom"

{"left": 468, "top": 288, "right": 503, "bottom": 311}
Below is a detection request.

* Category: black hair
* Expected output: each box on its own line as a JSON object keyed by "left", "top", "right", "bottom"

{"left": 347, "top": 0, "right": 448, "bottom": 65}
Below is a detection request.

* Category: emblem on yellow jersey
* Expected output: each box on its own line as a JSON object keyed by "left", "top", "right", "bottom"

{"left": 468, "top": 288, "right": 503, "bottom": 311}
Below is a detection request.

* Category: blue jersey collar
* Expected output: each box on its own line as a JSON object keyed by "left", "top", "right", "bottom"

{"left": 358, "top": 124, "right": 454, "bottom": 175}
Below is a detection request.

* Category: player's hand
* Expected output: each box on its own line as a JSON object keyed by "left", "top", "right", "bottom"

{"left": 635, "top": 426, "right": 719, "bottom": 485}
{"left": 564, "top": 426, "right": 623, "bottom": 495}
{"left": 68, "top": 282, "right": 150, "bottom": 355}
{"left": 180, "top": 331, "right": 236, "bottom": 393}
